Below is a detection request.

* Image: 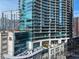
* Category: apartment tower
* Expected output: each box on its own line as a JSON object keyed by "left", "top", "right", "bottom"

{"left": 18, "top": 0, "right": 72, "bottom": 47}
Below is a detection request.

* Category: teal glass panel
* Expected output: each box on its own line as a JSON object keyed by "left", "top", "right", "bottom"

{"left": 19, "top": 0, "right": 33, "bottom": 31}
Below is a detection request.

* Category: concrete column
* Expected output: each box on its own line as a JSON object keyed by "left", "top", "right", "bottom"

{"left": 48, "top": 47, "right": 51, "bottom": 59}
{"left": 49, "top": 40, "right": 51, "bottom": 46}
{"left": 65, "top": 39, "right": 68, "bottom": 43}
{"left": 48, "top": 40, "right": 51, "bottom": 59}
{"left": 54, "top": 48, "right": 56, "bottom": 59}
{"left": 58, "top": 40, "right": 61, "bottom": 44}
{"left": 40, "top": 41, "right": 42, "bottom": 47}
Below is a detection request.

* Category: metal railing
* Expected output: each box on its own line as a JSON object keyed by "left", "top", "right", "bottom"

{"left": 4, "top": 47, "right": 44, "bottom": 59}
{"left": 3, "top": 43, "right": 67, "bottom": 59}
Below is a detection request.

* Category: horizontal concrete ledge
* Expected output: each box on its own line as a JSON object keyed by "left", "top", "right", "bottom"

{"left": 33, "top": 38, "right": 69, "bottom": 43}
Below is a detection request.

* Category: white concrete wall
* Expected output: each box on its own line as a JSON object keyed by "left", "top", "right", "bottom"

{"left": 8, "top": 32, "right": 14, "bottom": 56}
{"left": 33, "top": 38, "right": 69, "bottom": 43}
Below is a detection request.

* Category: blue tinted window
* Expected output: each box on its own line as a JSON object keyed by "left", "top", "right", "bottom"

{"left": 19, "top": 0, "right": 33, "bottom": 30}
{"left": 14, "top": 32, "right": 31, "bottom": 55}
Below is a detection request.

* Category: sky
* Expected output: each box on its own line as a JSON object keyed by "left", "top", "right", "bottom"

{"left": 0, "top": 0, "right": 79, "bottom": 17}
{"left": 74, "top": 0, "right": 79, "bottom": 17}
{"left": 0, "top": 0, "right": 18, "bottom": 11}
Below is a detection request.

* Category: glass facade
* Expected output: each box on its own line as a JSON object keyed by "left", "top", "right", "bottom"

{"left": 19, "top": 0, "right": 32, "bottom": 31}
{"left": 19, "top": 0, "right": 72, "bottom": 40}
{"left": 14, "top": 32, "right": 31, "bottom": 55}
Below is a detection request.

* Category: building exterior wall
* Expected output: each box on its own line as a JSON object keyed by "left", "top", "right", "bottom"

{"left": 19, "top": 0, "right": 72, "bottom": 42}
{"left": 8, "top": 32, "right": 14, "bottom": 56}
{"left": 0, "top": 31, "right": 8, "bottom": 59}
{"left": 6, "top": 31, "right": 33, "bottom": 56}
{"left": 73, "top": 17, "right": 79, "bottom": 37}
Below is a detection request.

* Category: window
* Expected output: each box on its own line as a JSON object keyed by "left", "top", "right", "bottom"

{"left": 9, "top": 37, "right": 12, "bottom": 41}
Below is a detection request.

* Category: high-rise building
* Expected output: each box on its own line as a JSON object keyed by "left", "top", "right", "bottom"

{"left": 0, "top": 0, "right": 73, "bottom": 59}
{"left": 18, "top": 0, "right": 72, "bottom": 47}
{"left": 73, "top": 17, "right": 79, "bottom": 37}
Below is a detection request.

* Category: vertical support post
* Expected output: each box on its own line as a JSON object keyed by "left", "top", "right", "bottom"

{"left": 40, "top": 41, "right": 42, "bottom": 47}
{"left": 48, "top": 40, "right": 51, "bottom": 59}
{"left": 14, "top": 14, "right": 15, "bottom": 30}
{"left": 1, "top": 12, "right": 4, "bottom": 31}
{"left": 5, "top": 14, "right": 7, "bottom": 30}
{"left": 48, "top": 48, "right": 51, "bottom": 59}
{"left": 58, "top": 40, "right": 61, "bottom": 44}
{"left": 10, "top": 10, "right": 12, "bottom": 30}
